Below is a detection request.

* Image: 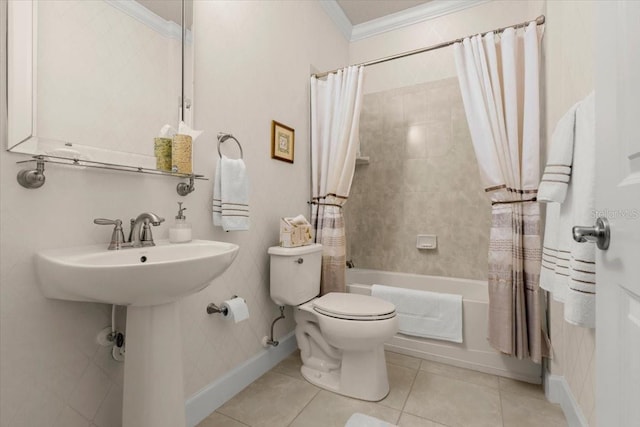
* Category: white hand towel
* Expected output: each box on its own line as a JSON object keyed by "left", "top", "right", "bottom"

{"left": 212, "top": 157, "right": 222, "bottom": 226}
{"left": 371, "top": 284, "right": 463, "bottom": 343}
{"left": 220, "top": 156, "right": 250, "bottom": 231}
{"left": 565, "top": 92, "right": 596, "bottom": 328}
{"left": 538, "top": 102, "right": 579, "bottom": 202}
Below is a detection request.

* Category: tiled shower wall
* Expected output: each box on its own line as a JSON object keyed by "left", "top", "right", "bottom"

{"left": 344, "top": 77, "right": 491, "bottom": 280}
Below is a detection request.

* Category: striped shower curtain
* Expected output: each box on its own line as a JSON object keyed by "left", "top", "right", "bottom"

{"left": 454, "top": 23, "right": 547, "bottom": 362}
{"left": 310, "top": 66, "right": 364, "bottom": 295}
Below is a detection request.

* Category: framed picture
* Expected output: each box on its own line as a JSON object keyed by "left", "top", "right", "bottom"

{"left": 271, "top": 120, "right": 295, "bottom": 163}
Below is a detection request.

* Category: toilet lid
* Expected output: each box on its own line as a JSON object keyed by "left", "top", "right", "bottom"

{"left": 313, "top": 293, "right": 396, "bottom": 321}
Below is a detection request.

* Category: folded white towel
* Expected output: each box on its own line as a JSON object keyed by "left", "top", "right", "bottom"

{"left": 538, "top": 92, "right": 595, "bottom": 328}
{"left": 212, "top": 155, "right": 250, "bottom": 231}
{"left": 371, "top": 284, "right": 463, "bottom": 343}
{"left": 566, "top": 92, "right": 596, "bottom": 328}
{"left": 538, "top": 101, "right": 579, "bottom": 202}
{"left": 212, "top": 157, "right": 222, "bottom": 226}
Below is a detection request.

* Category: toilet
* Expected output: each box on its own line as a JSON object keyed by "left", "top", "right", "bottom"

{"left": 268, "top": 243, "right": 398, "bottom": 401}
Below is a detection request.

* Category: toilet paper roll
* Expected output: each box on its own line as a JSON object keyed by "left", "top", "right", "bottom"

{"left": 222, "top": 297, "right": 249, "bottom": 323}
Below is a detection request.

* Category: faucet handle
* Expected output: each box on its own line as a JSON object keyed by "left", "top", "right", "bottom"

{"left": 93, "top": 218, "right": 126, "bottom": 250}
{"left": 94, "top": 218, "right": 122, "bottom": 226}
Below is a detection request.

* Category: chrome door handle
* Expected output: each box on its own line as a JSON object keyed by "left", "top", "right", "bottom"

{"left": 572, "top": 217, "right": 610, "bottom": 250}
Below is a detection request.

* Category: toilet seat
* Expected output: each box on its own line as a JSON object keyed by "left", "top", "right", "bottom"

{"left": 313, "top": 293, "right": 396, "bottom": 321}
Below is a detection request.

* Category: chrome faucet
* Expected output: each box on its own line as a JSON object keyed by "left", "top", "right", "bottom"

{"left": 130, "top": 212, "right": 165, "bottom": 247}
{"left": 94, "top": 212, "right": 164, "bottom": 250}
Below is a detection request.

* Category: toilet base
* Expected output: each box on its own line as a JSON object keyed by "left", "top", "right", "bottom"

{"left": 300, "top": 346, "right": 390, "bottom": 402}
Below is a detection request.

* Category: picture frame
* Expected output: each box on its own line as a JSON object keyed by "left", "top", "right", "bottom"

{"left": 271, "top": 120, "right": 295, "bottom": 163}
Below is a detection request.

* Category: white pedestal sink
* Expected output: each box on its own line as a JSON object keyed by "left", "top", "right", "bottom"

{"left": 36, "top": 240, "right": 239, "bottom": 427}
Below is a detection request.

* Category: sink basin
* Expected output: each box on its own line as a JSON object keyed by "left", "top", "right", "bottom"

{"left": 36, "top": 238, "right": 240, "bottom": 427}
{"left": 36, "top": 239, "right": 239, "bottom": 306}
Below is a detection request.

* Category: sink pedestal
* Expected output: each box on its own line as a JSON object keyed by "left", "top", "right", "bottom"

{"left": 123, "top": 302, "right": 186, "bottom": 427}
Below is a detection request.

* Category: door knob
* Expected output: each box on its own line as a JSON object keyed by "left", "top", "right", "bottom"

{"left": 572, "top": 217, "right": 610, "bottom": 250}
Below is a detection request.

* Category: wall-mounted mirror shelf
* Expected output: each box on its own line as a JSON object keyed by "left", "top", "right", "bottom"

{"left": 16, "top": 155, "right": 206, "bottom": 196}
{"left": 6, "top": 0, "right": 194, "bottom": 169}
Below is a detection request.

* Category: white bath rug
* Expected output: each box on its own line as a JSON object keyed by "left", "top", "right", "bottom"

{"left": 344, "top": 413, "right": 397, "bottom": 427}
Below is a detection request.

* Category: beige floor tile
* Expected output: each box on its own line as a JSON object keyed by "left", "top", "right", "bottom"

{"left": 378, "top": 364, "right": 418, "bottom": 410}
{"left": 197, "top": 412, "right": 249, "bottom": 427}
{"left": 397, "top": 413, "right": 447, "bottom": 427}
{"left": 404, "top": 372, "right": 502, "bottom": 427}
{"left": 290, "top": 390, "right": 401, "bottom": 427}
{"left": 272, "top": 350, "right": 305, "bottom": 381}
{"left": 501, "top": 392, "right": 567, "bottom": 427}
{"left": 419, "top": 360, "right": 499, "bottom": 389}
{"left": 217, "top": 372, "right": 319, "bottom": 427}
{"left": 385, "top": 351, "right": 422, "bottom": 370}
{"left": 498, "top": 377, "right": 545, "bottom": 400}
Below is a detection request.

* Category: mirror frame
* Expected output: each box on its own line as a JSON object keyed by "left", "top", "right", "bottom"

{"left": 5, "top": 0, "right": 190, "bottom": 156}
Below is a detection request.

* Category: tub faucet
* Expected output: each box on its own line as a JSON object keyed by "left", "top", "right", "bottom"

{"left": 130, "top": 212, "right": 165, "bottom": 247}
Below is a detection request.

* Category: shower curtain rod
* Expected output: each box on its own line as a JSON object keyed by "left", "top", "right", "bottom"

{"left": 313, "top": 15, "right": 545, "bottom": 79}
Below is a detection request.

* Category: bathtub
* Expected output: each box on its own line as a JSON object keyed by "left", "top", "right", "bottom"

{"left": 346, "top": 268, "right": 542, "bottom": 384}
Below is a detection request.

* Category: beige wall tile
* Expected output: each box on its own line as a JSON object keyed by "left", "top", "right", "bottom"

{"left": 346, "top": 78, "right": 491, "bottom": 280}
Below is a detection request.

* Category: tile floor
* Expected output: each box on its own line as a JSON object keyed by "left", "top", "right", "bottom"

{"left": 197, "top": 351, "right": 567, "bottom": 427}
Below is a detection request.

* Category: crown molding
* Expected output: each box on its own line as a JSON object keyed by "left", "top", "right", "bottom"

{"left": 319, "top": 0, "right": 352, "bottom": 41}
{"left": 104, "top": 0, "right": 192, "bottom": 42}
{"left": 321, "top": 0, "right": 491, "bottom": 42}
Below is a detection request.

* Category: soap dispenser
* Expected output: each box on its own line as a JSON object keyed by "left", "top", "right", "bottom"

{"left": 169, "top": 202, "right": 192, "bottom": 243}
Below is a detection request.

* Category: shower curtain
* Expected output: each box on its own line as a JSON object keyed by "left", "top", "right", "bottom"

{"left": 454, "top": 22, "right": 547, "bottom": 362}
{"left": 310, "top": 66, "right": 364, "bottom": 295}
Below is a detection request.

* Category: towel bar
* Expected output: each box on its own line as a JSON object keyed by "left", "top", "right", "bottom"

{"left": 217, "top": 133, "right": 244, "bottom": 159}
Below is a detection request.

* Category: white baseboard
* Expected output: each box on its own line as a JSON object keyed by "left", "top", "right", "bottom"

{"left": 185, "top": 332, "right": 297, "bottom": 427}
{"left": 544, "top": 373, "right": 589, "bottom": 427}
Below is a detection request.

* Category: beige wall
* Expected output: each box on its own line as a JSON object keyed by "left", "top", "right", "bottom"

{"left": 544, "top": 1, "right": 596, "bottom": 425}
{"left": 0, "top": 1, "right": 348, "bottom": 426}
{"left": 344, "top": 77, "right": 491, "bottom": 279}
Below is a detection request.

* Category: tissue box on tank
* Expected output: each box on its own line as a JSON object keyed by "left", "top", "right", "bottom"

{"left": 279, "top": 216, "right": 313, "bottom": 247}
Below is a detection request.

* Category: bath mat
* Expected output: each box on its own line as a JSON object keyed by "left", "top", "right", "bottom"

{"left": 344, "top": 413, "right": 397, "bottom": 427}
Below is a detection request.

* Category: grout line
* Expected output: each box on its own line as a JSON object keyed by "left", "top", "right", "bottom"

{"left": 286, "top": 388, "right": 321, "bottom": 427}
{"left": 214, "top": 409, "right": 250, "bottom": 426}
{"left": 398, "top": 365, "right": 420, "bottom": 415}
{"left": 498, "top": 391, "right": 506, "bottom": 427}
{"left": 208, "top": 411, "right": 250, "bottom": 427}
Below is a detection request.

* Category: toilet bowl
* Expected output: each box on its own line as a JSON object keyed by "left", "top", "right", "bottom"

{"left": 268, "top": 244, "right": 399, "bottom": 401}
{"left": 295, "top": 293, "right": 398, "bottom": 401}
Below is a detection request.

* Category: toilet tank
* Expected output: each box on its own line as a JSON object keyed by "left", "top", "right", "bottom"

{"left": 268, "top": 244, "right": 323, "bottom": 306}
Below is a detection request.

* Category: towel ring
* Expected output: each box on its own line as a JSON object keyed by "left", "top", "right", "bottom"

{"left": 217, "top": 132, "right": 244, "bottom": 159}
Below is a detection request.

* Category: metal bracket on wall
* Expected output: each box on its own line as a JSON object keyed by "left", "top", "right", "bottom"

{"left": 16, "top": 157, "right": 46, "bottom": 189}
{"left": 16, "top": 155, "right": 207, "bottom": 196}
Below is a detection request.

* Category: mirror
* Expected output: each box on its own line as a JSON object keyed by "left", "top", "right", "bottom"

{"left": 6, "top": 0, "right": 192, "bottom": 168}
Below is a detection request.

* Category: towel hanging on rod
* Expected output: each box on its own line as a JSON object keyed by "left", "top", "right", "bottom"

{"left": 217, "top": 132, "right": 244, "bottom": 159}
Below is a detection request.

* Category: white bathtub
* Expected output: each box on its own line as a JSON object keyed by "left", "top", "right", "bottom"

{"left": 346, "top": 268, "right": 542, "bottom": 384}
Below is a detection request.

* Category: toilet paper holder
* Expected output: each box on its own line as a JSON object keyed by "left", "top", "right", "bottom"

{"left": 206, "top": 295, "right": 240, "bottom": 315}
